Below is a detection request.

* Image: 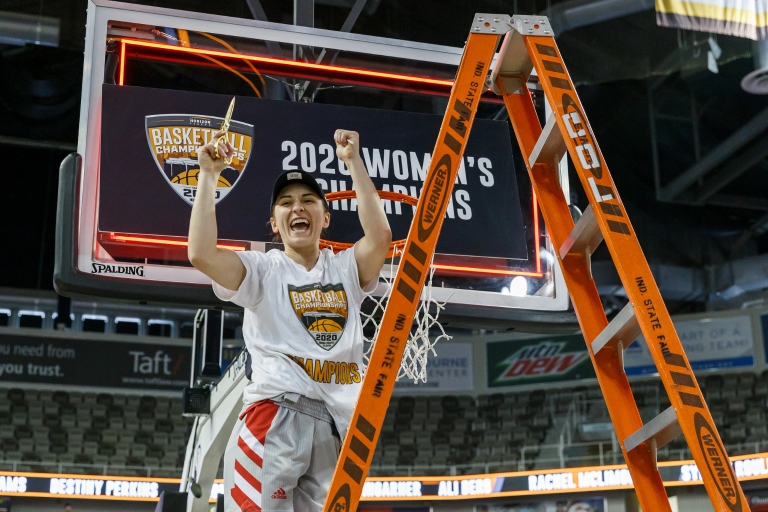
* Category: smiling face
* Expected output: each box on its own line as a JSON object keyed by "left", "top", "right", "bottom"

{"left": 270, "top": 183, "right": 330, "bottom": 250}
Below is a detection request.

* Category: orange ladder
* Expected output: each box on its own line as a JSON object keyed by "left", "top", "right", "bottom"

{"left": 324, "top": 14, "right": 747, "bottom": 512}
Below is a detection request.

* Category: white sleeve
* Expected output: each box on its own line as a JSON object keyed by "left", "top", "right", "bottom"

{"left": 211, "top": 251, "right": 268, "bottom": 309}
{"left": 334, "top": 246, "right": 376, "bottom": 307}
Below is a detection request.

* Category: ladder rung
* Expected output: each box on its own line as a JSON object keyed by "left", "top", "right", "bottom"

{"left": 591, "top": 302, "right": 640, "bottom": 355}
{"left": 624, "top": 406, "right": 682, "bottom": 453}
{"left": 528, "top": 114, "right": 566, "bottom": 167}
{"left": 558, "top": 205, "right": 603, "bottom": 259}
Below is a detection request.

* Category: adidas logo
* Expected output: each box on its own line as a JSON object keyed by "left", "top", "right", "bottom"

{"left": 271, "top": 488, "right": 287, "bottom": 500}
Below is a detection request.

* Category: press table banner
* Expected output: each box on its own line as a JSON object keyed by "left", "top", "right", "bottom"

{"left": 623, "top": 315, "right": 754, "bottom": 375}
{"left": 2, "top": 452, "right": 768, "bottom": 501}
{"left": 0, "top": 328, "right": 190, "bottom": 391}
{"left": 99, "top": 85, "right": 528, "bottom": 260}
{"left": 394, "top": 342, "right": 473, "bottom": 393}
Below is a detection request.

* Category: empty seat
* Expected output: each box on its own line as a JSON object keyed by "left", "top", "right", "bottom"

{"left": 43, "top": 403, "right": 60, "bottom": 415}
{"left": 169, "top": 432, "right": 187, "bottom": 446}
{"left": 40, "top": 453, "right": 57, "bottom": 464}
{"left": 147, "top": 445, "right": 164, "bottom": 458}
{"left": 116, "top": 431, "right": 133, "bottom": 443}
{"left": 92, "top": 454, "right": 109, "bottom": 466}
{"left": 52, "top": 391, "right": 70, "bottom": 405}
{"left": 5, "top": 450, "right": 22, "bottom": 461}
{"left": 728, "top": 400, "right": 747, "bottom": 413}
{"left": 99, "top": 443, "right": 116, "bottom": 456}
{"left": 92, "top": 417, "right": 109, "bottom": 430}
{"left": 83, "top": 441, "right": 99, "bottom": 455}
{"left": 11, "top": 412, "right": 27, "bottom": 426}
{"left": 110, "top": 455, "right": 127, "bottom": 466}
{"left": 7, "top": 389, "right": 25, "bottom": 404}
{"left": 101, "top": 431, "right": 118, "bottom": 444}
{"left": 107, "top": 406, "right": 123, "bottom": 419}
{"left": 135, "top": 431, "right": 153, "bottom": 445}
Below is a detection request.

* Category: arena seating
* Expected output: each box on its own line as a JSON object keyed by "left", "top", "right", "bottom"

{"left": 1, "top": 371, "right": 766, "bottom": 478}
{"left": 0, "top": 389, "right": 192, "bottom": 477}
{"left": 368, "top": 371, "right": 768, "bottom": 477}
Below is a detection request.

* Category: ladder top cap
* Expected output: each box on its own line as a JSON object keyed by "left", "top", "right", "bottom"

{"left": 510, "top": 15, "right": 553, "bottom": 36}
{"left": 472, "top": 14, "right": 512, "bottom": 34}
{"left": 471, "top": 14, "right": 553, "bottom": 36}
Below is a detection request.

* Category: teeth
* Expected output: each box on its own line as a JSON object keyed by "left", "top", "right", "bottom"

{"left": 291, "top": 219, "right": 309, "bottom": 227}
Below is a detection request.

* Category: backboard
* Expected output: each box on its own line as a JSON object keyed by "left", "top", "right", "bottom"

{"left": 55, "top": 0, "right": 573, "bottom": 330}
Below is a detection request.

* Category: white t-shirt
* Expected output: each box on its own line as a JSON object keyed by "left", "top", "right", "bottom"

{"left": 212, "top": 247, "right": 372, "bottom": 438}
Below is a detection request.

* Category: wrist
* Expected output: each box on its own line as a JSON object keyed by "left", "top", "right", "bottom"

{"left": 198, "top": 166, "right": 222, "bottom": 177}
{"left": 343, "top": 155, "right": 364, "bottom": 166}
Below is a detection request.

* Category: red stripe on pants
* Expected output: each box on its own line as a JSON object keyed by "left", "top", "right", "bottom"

{"left": 235, "top": 459, "right": 262, "bottom": 493}
{"left": 242, "top": 400, "right": 279, "bottom": 445}
{"left": 231, "top": 485, "right": 261, "bottom": 512}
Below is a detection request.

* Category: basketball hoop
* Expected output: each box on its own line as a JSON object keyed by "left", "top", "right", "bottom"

{"left": 322, "top": 190, "right": 452, "bottom": 384}
{"left": 319, "top": 190, "right": 417, "bottom": 258}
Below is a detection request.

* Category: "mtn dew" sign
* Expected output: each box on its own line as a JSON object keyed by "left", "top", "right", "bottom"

{"left": 486, "top": 335, "right": 595, "bottom": 387}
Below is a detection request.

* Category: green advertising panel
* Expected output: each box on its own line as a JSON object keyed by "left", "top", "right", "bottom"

{"left": 487, "top": 335, "right": 596, "bottom": 388}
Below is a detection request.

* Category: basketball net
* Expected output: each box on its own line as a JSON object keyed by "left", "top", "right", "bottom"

{"left": 359, "top": 245, "right": 452, "bottom": 383}
{"left": 320, "top": 189, "right": 451, "bottom": 383}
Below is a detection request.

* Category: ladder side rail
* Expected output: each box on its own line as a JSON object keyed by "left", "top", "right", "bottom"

{"left": 497, "top": 73, "right": 672, "bottom": 512}
{"left": 322, "top": 31, "right": 500, "bottom": 512}
{"left": 524, "top": 35, "right": 747, "bottom": 511}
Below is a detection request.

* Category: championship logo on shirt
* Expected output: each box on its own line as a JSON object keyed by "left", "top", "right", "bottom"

{"left": 288, "top": 283, "right": 349, "bottom": 350}
{"left": 145, "top": 114, "right": 254, "bottom": 205}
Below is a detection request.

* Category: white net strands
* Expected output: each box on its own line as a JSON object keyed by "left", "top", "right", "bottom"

{"left": 360, "top": 245, "right": 452, "bottom": 383}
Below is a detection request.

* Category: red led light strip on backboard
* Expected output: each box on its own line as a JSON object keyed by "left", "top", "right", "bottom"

{"left": 106, "top": 233, "right": 246, "bottom": 252}
{"left": 117, "top": 39, "right": 454, "bottom": 89}
{"left": 114, "top": 40, "right": 544, "bottom": 278}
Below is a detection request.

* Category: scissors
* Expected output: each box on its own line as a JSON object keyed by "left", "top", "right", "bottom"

{"left": 215, "top": 97, "right": 236, "bottom": 165}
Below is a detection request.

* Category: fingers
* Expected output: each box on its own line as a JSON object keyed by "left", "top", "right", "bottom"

{"left": 212, "top": 137, "right": 236, "bottom": 160}
{"left": 334, "top": 129, "right": 359, "bottom": 146}
{"left": 197, "top": 143, "right": 216, "bottom": 160}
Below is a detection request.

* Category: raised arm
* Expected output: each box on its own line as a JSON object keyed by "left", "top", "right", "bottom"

{"left": 334, "top": 130, "right": 392, "bottom": 288}
{"left": 188, "top": 131, "right": 247, "bottom": 290}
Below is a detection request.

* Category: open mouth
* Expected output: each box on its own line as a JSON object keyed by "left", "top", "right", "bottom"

{"left": 290, "top": 218, "right": 310, "bottom": 233}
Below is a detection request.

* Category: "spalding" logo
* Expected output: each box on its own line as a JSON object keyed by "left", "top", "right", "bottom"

{"left": 91, "top": 263, "right": 144, "bottom": 277}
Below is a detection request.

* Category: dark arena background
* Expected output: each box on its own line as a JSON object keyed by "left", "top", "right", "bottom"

{"left": 2, "top": 0, "right": 768, "bottom": 511}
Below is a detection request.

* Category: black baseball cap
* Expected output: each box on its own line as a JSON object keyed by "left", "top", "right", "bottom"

{"left": 271, "top": 170, "right": 327, "bottom": 208}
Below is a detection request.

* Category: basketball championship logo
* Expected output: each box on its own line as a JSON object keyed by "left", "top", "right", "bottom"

{"left": 145, "top": 114, "right": 254, "bottom": 205}
{"left": 288, "top": 283, "right": 349, "bottom": 350}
